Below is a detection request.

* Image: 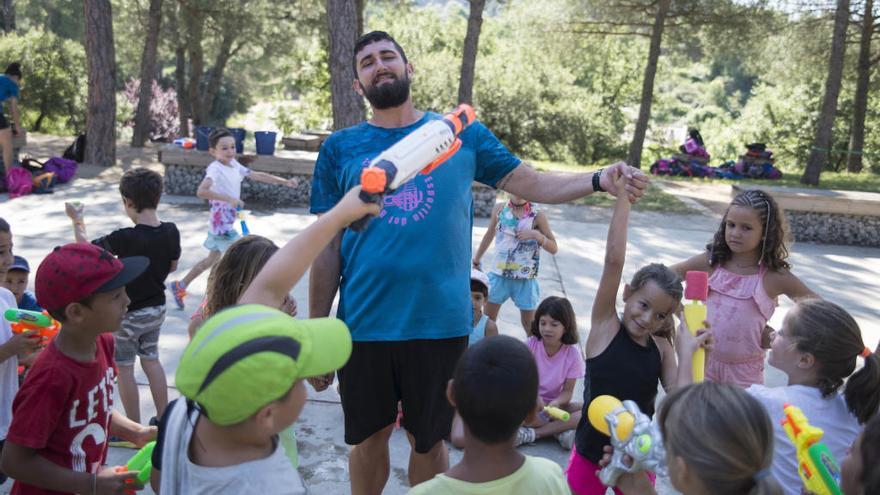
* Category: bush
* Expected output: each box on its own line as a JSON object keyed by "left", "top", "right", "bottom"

{"left": 121, "top": 78, "right": 180, "bottom": 141}
{"left": 0, "top": 29, "right": 87, "bottom": 134}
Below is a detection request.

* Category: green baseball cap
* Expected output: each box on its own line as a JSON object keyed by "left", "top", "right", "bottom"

{"left": 176, "top": 304, "right": 352, "bottom": 426}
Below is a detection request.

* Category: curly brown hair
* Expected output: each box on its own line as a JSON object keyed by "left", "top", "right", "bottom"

{"left": 708, "top": 189, "right": 790, "bottom": 271}
{"left": 204, "top": 235, "right": 279, "bottom": 318}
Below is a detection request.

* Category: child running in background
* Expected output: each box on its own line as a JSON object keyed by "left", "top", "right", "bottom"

{"left": 602, "top": 382, "right": 783, "bottom": 495}
{"left": 3, "top": 256, "right": 41, "bottom": 311}
{"left": 66, "top": 167, "right": 180, "bottom": 427}
{"left": 672, "top": 189, "right": 816, "bottom": 387}
{"left": 468, "top": 269, "right": 498, "bottom": 346}
{"left": 567, "top": 170, "right": 712, "bottom": 495}
{"left": 840, "top": 413, "right": 880, "bottom": 495}
{"left": 169, "top": 128, "right": 298, "bottom": 310}
{"left": 515, "top": 296, "right": 584, "bottom": 451}
{"left": 410, "top": 335, "right": 570, "bottom": 495}
{"left": 745, "top": 298, "right": 880, "bottom": 495}
{"left": 472, "top": 194, "right": 558, "bottom": 334}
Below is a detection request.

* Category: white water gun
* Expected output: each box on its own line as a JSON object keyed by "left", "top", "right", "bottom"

{"left": 350, "top": 104, "right": 476, "bottom": 231}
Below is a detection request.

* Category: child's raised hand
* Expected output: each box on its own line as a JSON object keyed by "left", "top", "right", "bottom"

{"left": 335, "top": 186, "right": 382, "bottom": 225}
{"left": 675, "top": 318, "right": 713, "bottom": 356}
{"left": 65, "top": 201, "right": 84, "bottom": 221}
{"left": 95, "top": 466, "right": 142, "bottom": 494}
{"left": 599, "top": 162, "right": 649, "bottom": 203}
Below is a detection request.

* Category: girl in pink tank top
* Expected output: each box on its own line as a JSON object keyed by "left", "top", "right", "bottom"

{"left": 673, "top": 189, "right": 816, "bottom": 387}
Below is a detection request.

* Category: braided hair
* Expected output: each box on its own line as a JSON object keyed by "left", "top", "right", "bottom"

{"left": 708, "top": 189, "right": 791, "bottom": 271}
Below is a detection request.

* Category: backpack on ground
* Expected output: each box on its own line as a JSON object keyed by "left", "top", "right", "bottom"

{"left": 63, "top": 134, "right": 87, "bottom": 163}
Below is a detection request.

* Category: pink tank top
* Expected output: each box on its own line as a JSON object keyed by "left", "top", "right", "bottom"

{"left": 706, "top": 265, "right": 777, "bottom": 365}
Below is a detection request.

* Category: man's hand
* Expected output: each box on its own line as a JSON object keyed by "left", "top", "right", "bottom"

{"left": 599, "top": 162, "right": 649, "bottom": 203}
{"left": 307, "top": 373, "right": 335, "bottom": 392}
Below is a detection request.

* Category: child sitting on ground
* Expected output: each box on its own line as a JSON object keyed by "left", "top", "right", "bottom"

{"left": 66, "top": 167, "right": 180, "bottom": 427}
{"left": 468, "top": 269, "right": 498, "bottom": 346}
{"left": 3, "top": 256, "right": 41, "bottom": 311}
{"left": 169, "top": 128, "right": 297, "bottom": 310}
{"left": 410, "top": 335, "right": 570, "bottom": 494}
{"left": 0, "top": 243, "right": 156, "bottom": 494}
{"left": 515, "top": 296, "right": 584, "bottom": 451}
{"left": 472, "top": 194, "right": 558, "bottom": 335}
{"left": 151, "top": 186, "right": 379, "bottom": 493}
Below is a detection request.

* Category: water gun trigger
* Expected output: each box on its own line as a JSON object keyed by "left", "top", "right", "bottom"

{"left": 422, "top": 138, "right": 461, "bottom": 175}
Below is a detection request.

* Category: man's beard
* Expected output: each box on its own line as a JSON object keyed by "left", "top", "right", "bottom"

{"left": 362, "top": 73, "right": 411, "bottom": 110}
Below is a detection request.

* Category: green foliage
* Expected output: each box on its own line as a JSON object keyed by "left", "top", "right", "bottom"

{"left": 0, "top": 30, "right": 87, "bottom": 134}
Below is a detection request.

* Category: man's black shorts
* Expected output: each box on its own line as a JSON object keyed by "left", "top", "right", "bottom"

{"left": 0, "top": 113, "right": 9, "bottom": 131}
{"left": 337, "top": 336, "right": 467, "bottom": 453}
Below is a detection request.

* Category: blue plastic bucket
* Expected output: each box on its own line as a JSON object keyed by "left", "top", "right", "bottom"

{"left": 229, "top": 128, "right": 246, "bottom": 154}
{"left": 254, "top": 131, "right": 277, "bottom": 155}
{"left": 195, "top": 126, "right": 215, "bottom": 151}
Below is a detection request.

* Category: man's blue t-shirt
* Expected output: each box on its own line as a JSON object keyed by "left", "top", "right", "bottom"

{"left": 310, "top": 112, "right": 520, "bottom": 342}
{"left": 0, "top": 75, "right": 19, "bottom": 103}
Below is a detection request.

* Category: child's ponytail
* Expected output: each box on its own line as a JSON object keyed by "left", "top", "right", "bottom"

{"left": 844, "top": 350, "right": 880, "bottom": 424}
{"left": 789, "top": 299, "right": 880, "bottom": 424}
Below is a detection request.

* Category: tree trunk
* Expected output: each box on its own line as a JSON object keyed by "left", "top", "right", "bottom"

{"left": 326, "top": 0, "right": 365, "bottom": 130}
{"left": 131, "top": 0, "right": 163, "bottom": 147}
{"left": 847, "top": 0, "right": 872, "bottom": 173}
{"left": 457, "top": 0, "right": 485, "bottom": 105}
{"left": 802, "top": 0, "right": 850, "bottom": 185}
{"left": 199, "top": 31, "right": 237, "bottom": 123}
{"left": 356, "top": 0, "right": 365, "bottom": 36}
{"left": 626, "top": 0, "right": 670, "bottom": 169}
{"left": 185, "top": 5, "right": 206, "bottom": 125}
{"left": 169, "top": 4, "right": 189, "bottom": 136}
{"left": 83, "top": 0, "right": 117, "bottom": 168}
{"left": 2, "top": 0, "right": 14, "bottom": 32}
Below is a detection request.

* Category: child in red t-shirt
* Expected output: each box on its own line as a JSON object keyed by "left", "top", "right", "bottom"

{"left": 0, "top": 244, "right": 157, "bottom": 495}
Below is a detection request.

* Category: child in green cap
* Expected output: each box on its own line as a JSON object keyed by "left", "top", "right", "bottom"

{"left": 150, "top": 187, "right": 379, "bottom": 494}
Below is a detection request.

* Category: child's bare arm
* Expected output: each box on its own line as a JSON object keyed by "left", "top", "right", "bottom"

{"left": 590, "top": 170, "right": 631, "bottom": 331}
{"left": 109, "top": 410, "right": 156, "bottom": 448}
{"left": 64, "top": 202, "right": 89, "bottom": 244}
{"left": 239, "top": 186, "right": 380, "bottom": 309}
{"left": 531, "top": 211, "right": 558, "bottom": 254}
{"left": 670, "top": 252, "right": 711, "bottom": 278}
{"left": 0, "top": 441, "right": 137, "bottom": 494}
{"left": 764, "top": 269, "right": 818, "bottom": 301}
{"left": 549, "top": 378, "right": 577, "bottom": 408}
{"left": 248, "top": 171, "right": 298, "bottom": 188}
{"left": 472, "top": 202, "right": 502, "bottom": 268}
{"left": 196, "top": 177, "right": 241, "bottom": 207}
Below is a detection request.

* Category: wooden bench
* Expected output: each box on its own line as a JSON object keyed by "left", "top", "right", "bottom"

{"left": 281, "top": 134, "right": 323, "bottom": 152}
{"left": 731, "top": 184, "right": 880, "bottom": 247}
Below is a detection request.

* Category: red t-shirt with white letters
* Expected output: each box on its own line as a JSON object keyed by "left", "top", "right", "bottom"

{"left": 6, "top": 334, "right": 116, "bottom": 495}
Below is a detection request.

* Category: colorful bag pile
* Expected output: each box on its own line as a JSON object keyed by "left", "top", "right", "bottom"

{"left": 650, "top": 129, "right": 715, "bottom": 178}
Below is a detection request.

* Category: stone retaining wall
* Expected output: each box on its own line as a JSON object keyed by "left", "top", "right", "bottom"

{"left": 164, "top": 163, "right": 498, "bottom": 217}
{"left": 786, "top": 211, "right": 880, "bottom": 247}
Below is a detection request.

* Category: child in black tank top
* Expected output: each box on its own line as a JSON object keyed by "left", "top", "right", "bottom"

{"left": 565, "top": 169, "right": 713, "bottom": 495}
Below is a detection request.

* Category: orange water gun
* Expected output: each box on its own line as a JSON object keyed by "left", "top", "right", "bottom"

{"left": 5, "top": 309, "right": 60, "bottom": 344}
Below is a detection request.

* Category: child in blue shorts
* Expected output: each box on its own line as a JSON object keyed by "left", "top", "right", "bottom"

{"left": 473, "top": 195, "right": 558, "bottom": 335}
{"left": 169, "top": 128, "right": 297, "bottom": 310}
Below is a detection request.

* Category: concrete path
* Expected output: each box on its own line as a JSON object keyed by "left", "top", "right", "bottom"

{"left": 1, "top": 173, "right": 878, "bottom": 495}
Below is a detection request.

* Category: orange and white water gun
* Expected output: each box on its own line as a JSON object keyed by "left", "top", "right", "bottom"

{"left": 350, "top": 104, "right": 477, "bottom": 231}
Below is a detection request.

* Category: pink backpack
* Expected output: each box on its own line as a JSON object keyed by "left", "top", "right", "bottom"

{"left": 6, "top": 168, "right": 33, "bottom": 198}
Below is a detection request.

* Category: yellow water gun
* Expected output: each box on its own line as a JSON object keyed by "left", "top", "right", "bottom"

{"left": 780, "top": 403, "right": 842, "bottom": 495}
